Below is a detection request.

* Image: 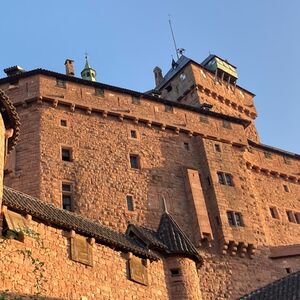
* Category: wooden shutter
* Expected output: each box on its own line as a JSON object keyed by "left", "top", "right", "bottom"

{"left": 129, "top": 255, "right": 148, "bottom": 286}
{"left": 4, "top": 209, "right": 27, "bottom": 231}
{"left": 70, "top": 234, "right": 93, "bottom": 266}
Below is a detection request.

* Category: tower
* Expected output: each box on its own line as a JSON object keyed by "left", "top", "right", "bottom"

{"left": 81, "top": 56, "right": 96, "bottom": 81}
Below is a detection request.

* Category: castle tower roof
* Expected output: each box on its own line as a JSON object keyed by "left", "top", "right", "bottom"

{"left": 81, "top": 56, "right": 97, "bottom": 82}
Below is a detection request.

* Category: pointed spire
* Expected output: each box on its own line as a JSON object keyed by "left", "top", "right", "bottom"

{"left": 81, "top": 54, "right": 97, "bottom": 82}
{"left": 161, "top": 196, "right": 169, "bottom": 214}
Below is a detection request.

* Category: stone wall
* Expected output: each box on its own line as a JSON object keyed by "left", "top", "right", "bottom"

{"left": 0, "top": 216, "right": 168, "bottom": 300}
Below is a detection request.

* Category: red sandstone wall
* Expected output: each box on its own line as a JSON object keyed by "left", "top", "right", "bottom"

{"left": 0, "top": 217, "right": 168, "bottom": 299}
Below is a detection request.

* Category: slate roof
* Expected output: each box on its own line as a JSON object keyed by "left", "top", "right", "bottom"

{"left": 155, "top": 55, "right": 191, "bottom": 90}
{"left": 127, "top": 212, "right": 203, "bottom": 264}
{"left": 0, "top": 68, "right": 250, "bottom": 127}
{"left": 2, "top": 186, "right": 159, "bottom": 260}
{"left": 239, "top": 271, "right": 300, "bottom": 300}
{"left": 157, "top": 213, "right": 202, "bottom": 263}
{"left": 0, "top": 89, "right": 20, "bottom": 152}
{"left": 248, "top": 140, "right": 300, "bottom": 160}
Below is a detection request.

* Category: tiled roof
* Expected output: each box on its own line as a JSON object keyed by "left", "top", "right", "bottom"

{"left": 239, "top": 271, "right": 300, "bottom": 300}
{"left": 126, "top": 224, "right": 168, "bottom": 250}
{"left": 128, "top": 213, "right": 203, "bottom": 264}
{"left": 0, "top": 89, "right": 20, "bottom": 152}
{"left": 2, "top": 186, "right": 159, "bottom": 260}
{"left": 155, "top": 55, "right": 191, "bottom": 90}
{"left": 157, "top": 213, "right": 202, "bottom": 263}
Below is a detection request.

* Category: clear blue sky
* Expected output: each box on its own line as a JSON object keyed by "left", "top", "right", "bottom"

{"left": 1, "top": 1, "right": 299, "bottom": 153}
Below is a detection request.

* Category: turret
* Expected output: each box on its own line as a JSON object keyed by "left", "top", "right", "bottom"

{"left": 81, "top": 56, "right": 97, "bottom": 82}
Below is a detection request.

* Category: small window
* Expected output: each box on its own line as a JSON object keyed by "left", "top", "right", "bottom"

{"left": 62, "top": 183, "right": 72, "bottom": 211}
{"left": 170, "top": 268, "right": 181, "bottom": 277}
{"left": 132, "top": 96, "right": 140, "bottom": 104}
{"left": 285, "top": 267, "right": 292, "bottom": 274}
{"left": 214, "top": 144, "right": 221, "bottom": 152}
{"left": 62, "top": 195, "right": 72, "bottom": 211}
{"left": 217, "top": 172, "right": 234, "bottom": 186}
{"left": 126, "top": 195, "right": 134, "bottom": 211}
{"left": 286, "top": 211, "right": 296, "bottom": 223}
{"left": 130, "top": 154, "right": 140, "bottom": 169}
{"left": 183, "top": 142, "right": 190, "bottom": 151}
{"left": 86, "top": 72, "right": 90, "bottom": 77}
{"left": 269, "top": 207, "right": 279, "bottom": 219}
{"left": 95, "top": 88, "right": 104, "bottom": 97}
{"left": 264, "top": 152, "right": 272, "bottom": 159}
{"left": 61, "top": 147, "right": 72, "bottom": 162}
{"left": 165, "top": 104, "right": 173, "bottom": 112}
{"left": 222, "top": 120, "right": 232, "bottom": 129}
{"left": 56, "top": 79, "right": 66, "bottom": 88}
{"left": 200, "top": 115, "right": 209, "bottom": 124}
{"left": 283, "top": 156, "right": 291, "bottom": 164}
{"left": 60, "top": 119, "right": 67, "bottom": 127}
{"left": 283, "top": 185, "right": 289, "bottom": 192}
{"left": 130, "top": 130, "right": 137, "bottom": 139}
{"left": 227, "top": 211, "right": 244, "bottom": 227}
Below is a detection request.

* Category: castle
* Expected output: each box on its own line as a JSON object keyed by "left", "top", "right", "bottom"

{"left": 0, "top": 53, "right": 299, "bottom": 299}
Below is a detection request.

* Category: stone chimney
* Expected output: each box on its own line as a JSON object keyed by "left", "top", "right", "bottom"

{"left": 153, "top": 66, "right": 163, "bottom": 87}
{"left": 4, "top": 66, "right": 25, "bottom": 77}
{"left": 65, "top": 59, "right": 75, "bottom": 76}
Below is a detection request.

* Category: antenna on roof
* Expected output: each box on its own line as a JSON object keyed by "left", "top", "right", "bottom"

{"left": 168, "top": 15, "right": 179, "bottom": 60}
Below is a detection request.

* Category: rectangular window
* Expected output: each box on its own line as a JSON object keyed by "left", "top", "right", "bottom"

{"left": 95, "top": 88, "right": 104, "bottom": 97}
{"left": 286, "top": 211, "right": 296, "bottom": 223}
{"left": 170, "top": 268, "right": 181, "bottom": 277}
{"left": 60, "top": 119, "right": 68, "bottom": 127}
{"left": 227, "top": 211, "right": 244, "bottom": 227}
{"left": 61, "top": 147, "right": 72, "bottom": 162}
{"left": 222, "top": 120, "right": 232, "bottom": 129}
{"left": 62, "top": 183, "right": 72, "bottom": 211}
{"left": 217, "top": 172, "right": 225, "bottom": 185}
{"left": 214, "top": 144, "right": 221, "bottom": 152}
{"left": 56, "top": 79, "right": 66, "bottom": 88}
{"left": 132, "top": 96, "right": 140, "bottom": 104}
{"left": 130, "top": 154, "right": 140, "bottom": 169}
{"left": 130, "top": 130, "right": 137, "bottom": 139}
{"left": 217, "top": 172, "right": 234, "bottom": 186}
{"left": 264, "top": 151, "right": 272, "bottom": 159}
{"left": 165, "top": 104, "right": 173, "bottom": 112}
{"left": 199, "top": 115, "right": 209, "bottom": 124}
{"left": 183, "top": 142, "right": 190, "bottom": 151}
{"left": 126, "top": 195, "right": 134, "bottom": 211}
{"left": 269, "top": 207, "right": 279, "bottom": 219}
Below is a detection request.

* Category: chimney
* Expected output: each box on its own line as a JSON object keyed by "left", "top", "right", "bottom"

{"left": 4, "top": 66, "right": 25, "bottom": 77}
{"left": 65, "top": 59, "right": 75, "bottom": 76}
{"left": 153, "top": 66, "right": 163, "bottom": 87}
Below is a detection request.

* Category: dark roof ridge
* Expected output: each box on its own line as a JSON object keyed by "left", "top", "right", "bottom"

{"left": 248, "top": 139, "right": 300, "bottom": 159}
{"left": 2, "top": 186, "right": 158, "bottom": 260}
{"left": 0, "top": 68, "right": 250, "bottom": 127}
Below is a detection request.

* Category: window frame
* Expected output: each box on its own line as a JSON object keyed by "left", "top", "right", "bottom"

{"left": 62, "top": 182, "right": 73, "bottom": 211}
{"left": 129, "top": 154, "right": 140, "bottom": 170}
{"left": 227, "top": 211, "right": 244, "bottom": 227}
